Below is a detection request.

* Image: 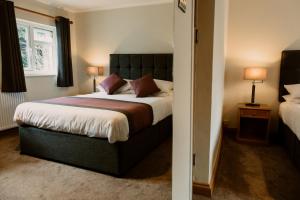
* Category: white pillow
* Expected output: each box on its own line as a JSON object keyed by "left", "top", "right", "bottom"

{"left": 284, "top": 84, "right": 300, "bottom": 98}
{"left": 115, "top": 81, "right": 132, "bottom": 94}
{"left": 152, "top": 91, "right": 173, "bottom": 97}
{"left": 97, "top": 79, "right": 134, "bottom": 94}
{"left": 154, "top": 79, "right": 173, "bottom": 93}
{"left": 282, "top": 95, "right": 300, "bottom": 104}
{"left": 116, "top": 78, "right": 174, "bottom": 95}
{"left": 96, "top": 85, "right": 105, "bottom": 92}
{"left": 97, "top": 78, "right": 174, "bottom": 94}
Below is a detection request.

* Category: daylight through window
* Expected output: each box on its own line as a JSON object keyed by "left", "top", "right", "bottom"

{"left": 17, "top": 19, "right": 57, "bottom": 76}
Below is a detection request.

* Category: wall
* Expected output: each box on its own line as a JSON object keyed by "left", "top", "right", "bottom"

{"left": 173, "top": 1, "right": 193, "bottom": 199}
{"left": 0, "top": 0, "right": 79, "bottom": 101}
{"left": 193, "top": 0, "right": 214, "bottom": 183}
{"left": 75, "top": 3, "right": 174, "bottom": 93}
{"left": 209, "top": 0, "right": 228, "bottom": 181}
{"left": 193, "top": 0, "right": 227, "bottom": 184}
{"left": 224, "top": 0, "right": 300, "bottom": 129}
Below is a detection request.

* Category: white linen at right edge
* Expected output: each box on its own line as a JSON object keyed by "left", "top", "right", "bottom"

{"left": 280, "top": 102, "right": 300, "bottom": 140}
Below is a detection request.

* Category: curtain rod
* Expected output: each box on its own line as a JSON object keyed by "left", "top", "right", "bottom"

{"left": 14, "top": 6, "right": 74, "bottom": 24}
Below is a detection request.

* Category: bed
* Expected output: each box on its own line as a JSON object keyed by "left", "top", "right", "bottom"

{"left": 278, "top": 50, "right": 300, "bottom": 170}
{"left": 15, "top": 54, "right": 173, "bottom": 176}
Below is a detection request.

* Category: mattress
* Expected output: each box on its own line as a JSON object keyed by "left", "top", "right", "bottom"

{"left": 279, "top": 102, "right": 300, "bottom": 140}
{"left": 14, "top": 92, "right": 173, "bottom": 143}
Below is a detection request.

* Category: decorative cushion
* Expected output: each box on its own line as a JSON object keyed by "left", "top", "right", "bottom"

{"left": 100, "top": 73, "right": 126, "bottom": 94}
{"left": 97, "top": 79, "right": 133, "bottom": 94}
{"left": 130, "top": 75, "right": 160, "bottom": 97}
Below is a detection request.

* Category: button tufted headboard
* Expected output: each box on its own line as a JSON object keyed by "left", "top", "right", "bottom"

{"left": 279, "top": 50, "right": 300, "bottom": 102}
{"left": 110, "top": 54, "right": 173, "bottom": 81}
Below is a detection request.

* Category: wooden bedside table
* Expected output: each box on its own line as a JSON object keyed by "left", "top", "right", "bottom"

{"left": 237, "top": 103, "right": 271, "bottom": 144}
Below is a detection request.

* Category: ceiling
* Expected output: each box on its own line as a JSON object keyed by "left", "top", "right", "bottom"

{"left": 37, "top": 0, "right": 173, "bottom": 13}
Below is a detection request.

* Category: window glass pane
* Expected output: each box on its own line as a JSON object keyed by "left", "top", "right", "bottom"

{"left": 33, "top": 42, "right": 53, "bottom": 71}
{"left": 17, "top": 19, "right": 57, "bottom": 76}
{"left": 17, "top": 24, "right": 30, "bottom": 69}
{"left": 33, "top": 28, "right": 53, "bottom": 43}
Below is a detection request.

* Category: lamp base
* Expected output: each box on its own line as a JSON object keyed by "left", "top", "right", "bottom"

{"left": 93, "top": 77, "right": 96, "bottom": 93}
{"left": 245, "top": 103, "right": 261, "bottom": 107}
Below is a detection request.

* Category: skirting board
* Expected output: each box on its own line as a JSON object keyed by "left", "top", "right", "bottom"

{"left": 0, "top": 128, "right": 18, "bottom": 137}
{"left": 193, "top": 182, "right": 211, "bottom": 197}
{"left": 0, "top": 125, "right": 18, "bottom": 132}
{"left": 193, "top": 131, "right": 223, "bottom": 197}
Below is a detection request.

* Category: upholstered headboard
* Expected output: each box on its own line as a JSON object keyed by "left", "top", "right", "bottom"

{"left": 279, "top": 50, "right": 300, "bottom": 102}
{"left": 109, "top": 54, "right": 173, "bottom": 81}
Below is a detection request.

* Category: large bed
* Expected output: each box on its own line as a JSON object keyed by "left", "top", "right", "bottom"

{"left": 278, "top": 50, "right": 300, "bottom": 170}
{"left": 15, "top": 54, "right": 173, "bottom": 176}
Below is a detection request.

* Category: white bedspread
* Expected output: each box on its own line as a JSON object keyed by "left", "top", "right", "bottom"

{"left": 280, "top": 102, "right": 300, "bottom": 140}
{"left": 14, "top": 92, "right": 173, "bottom": 143}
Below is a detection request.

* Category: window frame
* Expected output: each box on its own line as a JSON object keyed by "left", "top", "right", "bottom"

{"left": 17, "top": 19, "right": 58, "bottom": 77}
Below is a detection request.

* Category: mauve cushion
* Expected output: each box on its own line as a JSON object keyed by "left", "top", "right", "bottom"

{"left": 130, "top": 75, "right": 160, "bottom": 97}
{"left": 100, "top": 73, "right": 126, "bottom": 94}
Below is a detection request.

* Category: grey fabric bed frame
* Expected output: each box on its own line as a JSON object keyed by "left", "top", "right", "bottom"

{"left": 19, "top": 54, "right": 173, "bottom": 176}
{"left": 278, "top": 50, "right": 300, "bottom": 170}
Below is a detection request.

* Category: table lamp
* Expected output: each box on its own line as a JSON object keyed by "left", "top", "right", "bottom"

{"left": 244, "top": 67, "right": 267, "bottom": 107}
{"left": 86, "top": 66, "right": 104, "bottom": 92}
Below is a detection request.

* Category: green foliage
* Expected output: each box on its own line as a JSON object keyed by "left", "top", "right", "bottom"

{"left": 17, "top": 26, "right": 29, "bottom": 68}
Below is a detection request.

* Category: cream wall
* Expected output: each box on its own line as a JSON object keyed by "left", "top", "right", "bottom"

{"left": 0, "top": 0, "right": 79, "bottom": 101}
{"left": 193, "top": 0, "right": 228, "bottom": 184}
{"left": 224, "top": 0, "right": 300, "bottom": 129}
{"left": 75, "top": 3, "right": 174, "bottom": 94}
{"left": 192, "top": 0, "right": 214, "bottom": 183}
{"left": 209, "top": 0, "right": 228, "bottom": 181}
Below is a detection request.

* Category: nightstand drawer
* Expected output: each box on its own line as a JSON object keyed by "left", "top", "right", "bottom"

{"left": 240, "top": 109, "right": 270, "bottom": 119}
{"left": 237, "top": 104, "right": 271, "bottom": 144}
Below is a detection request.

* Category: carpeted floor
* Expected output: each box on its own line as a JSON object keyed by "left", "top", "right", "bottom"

{"left": 194, "top": 133, "right": 300, "bottom": 200}
{"left": 1, "top": 129, "right": 300, "bottom": 200}
{"left": 0, "top": 129, "right": 172, "bottom": 200}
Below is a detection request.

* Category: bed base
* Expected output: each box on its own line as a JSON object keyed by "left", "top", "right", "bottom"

{"left": 279, "top": 119, "right": 300, "bottom": 170}
{"left": 19, "top": 116, "right": 172, "bottom": 177}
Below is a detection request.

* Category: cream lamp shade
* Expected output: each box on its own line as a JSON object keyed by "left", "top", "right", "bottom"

{"left": 243, "top": 67, "right": 267, "bottom": 106}
{"left": 86, "top": 66, "right": 104, "bottom": 92}
{"left": 86, "top": 66, "right": 104, "bottom": 76}
{"left": 244, "top": 67, "right": 267, "bottom": 81}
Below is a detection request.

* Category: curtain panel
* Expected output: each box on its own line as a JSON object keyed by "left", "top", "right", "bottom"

{"left": 0, "top": 0, "right": 27, "bottom": 93}
{"left": 55, "top": 16, "right": 73, "bottom": 87}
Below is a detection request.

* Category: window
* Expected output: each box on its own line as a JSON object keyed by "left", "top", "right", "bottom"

{"left": 17, "top": 19, "right": 57, "bottom": 76}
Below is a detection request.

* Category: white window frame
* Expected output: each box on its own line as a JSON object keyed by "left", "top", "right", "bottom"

{"left": 17, "top": 19, "right": 58, "bottom": 77}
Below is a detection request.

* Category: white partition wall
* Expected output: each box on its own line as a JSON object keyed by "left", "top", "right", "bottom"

{"left": 172, "top": 0, "right": 194, "bottom": 199}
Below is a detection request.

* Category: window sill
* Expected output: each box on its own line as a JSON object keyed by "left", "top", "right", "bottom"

{"left": 25, "top": 73, "right": 57, "bottom": 77}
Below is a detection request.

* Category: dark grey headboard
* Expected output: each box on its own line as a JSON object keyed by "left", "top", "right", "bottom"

{"left": 110, "top": 54, "right": 173, "bottom": 81}
{"left": 279, "top": 50, "right": 300, "bottom": 102}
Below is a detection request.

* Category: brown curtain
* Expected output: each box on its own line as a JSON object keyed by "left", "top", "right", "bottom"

{"left": 55, "top": 16, "right": 73, "bottom": 87}
{"left": 0, "top": 0, "right": 27, "bottom": 92}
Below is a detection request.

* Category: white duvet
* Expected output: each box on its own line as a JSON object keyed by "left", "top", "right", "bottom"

{"left": 14, "top": 92, "right": 173, "bottom": 143}
{"left": 279, "top": 102, "right": 300, "bottom": 140}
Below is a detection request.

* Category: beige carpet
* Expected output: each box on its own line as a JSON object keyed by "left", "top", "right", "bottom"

{"left": 2, "top": 129, "right": 300, "bottom": 200}
{"left": 194, "top": 133, "right": 300, "bottom": 200}
{"left": 0, "top": 130, "right": 171, "bottom": 200}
